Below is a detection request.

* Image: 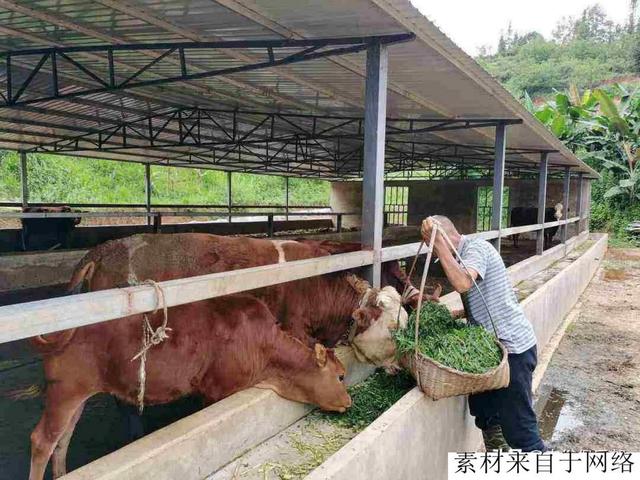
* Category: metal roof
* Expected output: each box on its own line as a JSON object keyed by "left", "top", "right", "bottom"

{"left": 0, "top": 0, "right": 598, "bottom": 179}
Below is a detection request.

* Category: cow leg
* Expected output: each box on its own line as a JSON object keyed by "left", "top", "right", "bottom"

{"left": 51, "top": 401, "right": 85, "bottom": 478}
{"left": 29, "top": 384, "right": 89, "bottom": 480}
{"left": 21, "top": 227, "right": 29, "bottom": 251}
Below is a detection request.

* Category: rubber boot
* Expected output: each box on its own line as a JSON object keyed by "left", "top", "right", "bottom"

{"left": 482, "top": 424, "right": 510, "bottom": 451}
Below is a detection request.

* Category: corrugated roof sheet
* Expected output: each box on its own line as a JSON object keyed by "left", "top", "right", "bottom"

{"left": 0, "top": 0, "right": 597, "bottom": 178}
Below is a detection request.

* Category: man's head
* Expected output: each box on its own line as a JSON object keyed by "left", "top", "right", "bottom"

{"left": 423, "top": 215, "right": 462, "bottom": 250}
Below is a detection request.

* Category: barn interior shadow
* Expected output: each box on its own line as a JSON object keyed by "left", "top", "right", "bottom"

{"left": 0, "top": 286, "right": 204, "bottom": 480}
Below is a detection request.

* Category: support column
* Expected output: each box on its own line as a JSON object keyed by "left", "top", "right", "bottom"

{"left": 144, "top": 163, "right": 152, "bottom": 226}
{"left": 562, "top": 167, "right": 571, "bottom": 243}
{"left": 285, "top": 176, "right": 289, "bottom": 221}
{"left": 19, "top": 151, "right": 28, "bottom": 208}
{"left": 361, "top": 42, "right": 388, "bottom": 288}
{"left": 575, "top": 173, "right": 583, "bottom": 233}
{"left": 227, "top": 172, "right": 232, "bottom": 223}
{"left": 536, "top": 153, "right": 549, "bottom": 255}
{"left": 491, "top": 123, "right": 507, "bottom": 252}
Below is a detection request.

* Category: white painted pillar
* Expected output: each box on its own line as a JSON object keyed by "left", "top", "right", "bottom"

{"left": 145, "top": 163, "right": 152, "bottom": 226}
{"left": 361, "top": 42, "right": 388, "bottom": 288}
{"left": 285, "top": 176, "right": 289, "bottom": 221}
{"left": 536, "top": 153, "right": 548, "bottom": 254}
{"left": 575, "top": 173, "right": 583, "bottom": 233}
{"left": 491, "top": 123, "right": 507, "bottom": 252}
{"left": 19, "top": 151, "right": 28, "bottom": 208}
{"left": 227, "top": 171, "right": 232, "bottom": 223}
{"left": 562, "top": 167, "right": 571, "bottom": 243}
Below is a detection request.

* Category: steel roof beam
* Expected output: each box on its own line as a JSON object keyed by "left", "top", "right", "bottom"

{"left": 28, "top": 105, "right": 521, "bottom": 155}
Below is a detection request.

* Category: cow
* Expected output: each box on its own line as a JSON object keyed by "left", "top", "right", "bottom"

{"left": 21, "top": 206, "right": 81, "bottom": 251}
{"left": 63, "top": 233, "right": 407, "bottom": 370}
{"left": 510, "top": 203, "right": 563, "bottom": 249}
{"left": 29, "top": 286, "right": 351, "bottom": 480}
{"left": 294, "top": 238, "right": 441, "bottom": 308}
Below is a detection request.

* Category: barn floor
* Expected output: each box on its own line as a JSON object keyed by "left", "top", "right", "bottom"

{"left": 534, "top": 247, "right": 640, "bottom": 450}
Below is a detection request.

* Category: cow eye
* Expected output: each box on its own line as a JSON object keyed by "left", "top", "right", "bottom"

{"left": 338, "top": 374, "right": 345, "bottom": 382}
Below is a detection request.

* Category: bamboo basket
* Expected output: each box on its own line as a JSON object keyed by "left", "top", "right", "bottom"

{"left": 401, "top": 341, "right": 510, "bottom": 400}
{"left": 403, "top": 220, "right": 511, "bottom": 400}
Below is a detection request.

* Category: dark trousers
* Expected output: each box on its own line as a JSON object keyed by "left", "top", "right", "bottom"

{"left": 469, "top": 345, "right": 545, "bottom": 452}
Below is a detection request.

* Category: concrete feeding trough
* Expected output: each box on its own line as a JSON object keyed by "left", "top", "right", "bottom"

{"left": 61, "top": 232, "right": 607, "bottom": 480}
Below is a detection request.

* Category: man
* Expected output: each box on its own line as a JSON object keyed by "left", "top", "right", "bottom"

{"left": 421, "top": 215, "right": 545, "bottom": 452}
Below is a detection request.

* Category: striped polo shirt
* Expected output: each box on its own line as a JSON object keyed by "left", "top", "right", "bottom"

{"left": 458, "top": 235, "right": 537, "bottom": 354}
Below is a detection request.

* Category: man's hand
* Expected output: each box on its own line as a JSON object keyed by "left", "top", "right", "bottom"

{"left": 421, "top": 217, "right": 446, "bottom": 251}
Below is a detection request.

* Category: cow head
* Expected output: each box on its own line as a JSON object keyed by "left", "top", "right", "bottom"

{"left": 347, "top": 278, "right": 408, "bottom": 373}
{"left": 381, "top": 260, "right": 441, "bottom": 308}
{"left": 554, "top": 203, "right": 563, "bottom": 220}
{"left": 281, "top": 344, "right": 352, "bottom": 412}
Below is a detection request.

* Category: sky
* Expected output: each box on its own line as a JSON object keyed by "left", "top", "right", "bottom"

{"left": 410, "top": 0, "right": 631, "bottom": 55}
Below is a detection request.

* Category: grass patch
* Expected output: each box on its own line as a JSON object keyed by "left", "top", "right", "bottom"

{"left": 603, "top": 267, "right": 629, "bottom": 281}
{"left": 608, "top": 235, "right": 640, "bottom": 249}
{"left": 394, "top": 303, "right": 503, "bottom": 374}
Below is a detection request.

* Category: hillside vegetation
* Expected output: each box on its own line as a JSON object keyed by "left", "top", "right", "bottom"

{"left": 480, "top": 4, "right": 640, "bottom": 243}
{"left": 479, "top": 4, "right": 640, "bottom": 98}
{"left": 0, "top": 151, "right": 329, "bottom": 207}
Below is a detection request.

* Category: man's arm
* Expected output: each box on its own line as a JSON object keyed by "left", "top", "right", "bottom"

{"left": 434, "top": 242, "right": 478, "bottom": 293}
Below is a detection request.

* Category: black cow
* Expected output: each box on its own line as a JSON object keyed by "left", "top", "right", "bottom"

{"left": 510, "top": 205, "right": 562, "bottom": 249}
{"left": 21, "top": 206, "right": 81, "bottom": 251}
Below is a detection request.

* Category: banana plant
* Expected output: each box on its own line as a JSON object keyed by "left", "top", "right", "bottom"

{"left": 602, "top": 143, "right": 640, "bottom": 201}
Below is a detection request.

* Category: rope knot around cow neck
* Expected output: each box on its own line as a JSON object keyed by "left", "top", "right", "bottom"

{"left": 130, "top": 279, "right": 172, "bottom": 414}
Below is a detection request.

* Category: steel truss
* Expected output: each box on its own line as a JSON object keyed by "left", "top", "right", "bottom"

{"left": 26, "top": 105, "right": 537, "bottom": 178}
{"left": 0, "top": 34, "right": 414, "bottom": 108}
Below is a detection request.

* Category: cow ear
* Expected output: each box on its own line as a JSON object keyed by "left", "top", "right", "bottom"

{"left": 352, "top": 308, "right": 371, "bottom": 330}
{"left": 314, "top": 343, "right": 327, "bottom": 368}
{"left": 431, "top": 283, "right": 442, "bottom": 301}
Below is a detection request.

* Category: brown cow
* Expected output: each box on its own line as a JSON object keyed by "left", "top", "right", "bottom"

{"left": 296, "top": 238, "right": 442, "bottom": 308}
{"left": 68, "top": 233, "right": 427, "bottom": 351}
{"left": 29, "top": 285, "right": 350, "bottom": 479}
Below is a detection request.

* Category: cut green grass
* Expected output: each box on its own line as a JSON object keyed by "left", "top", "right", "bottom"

{"left": 316, "top": 370, "right": 415, "bottom": 429}
{"left": 394, "top": 302, "right": 503, "bottom": 374}
{"left": 260, "top": 371, "right": 415, "bottom": 479}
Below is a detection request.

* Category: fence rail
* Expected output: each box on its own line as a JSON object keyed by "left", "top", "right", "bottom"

{"left": 0, "top": 217, "right": 584, "bottom": 345}
{"left": 0, "top": 211, "right": 357, "bottom": 219}
{"left": 0, "top": 202, "right": 330, "bottom": 210}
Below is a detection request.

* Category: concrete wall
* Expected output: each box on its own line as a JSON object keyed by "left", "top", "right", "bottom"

{"left": 329, "top": 182, "right": 362, "bottom": 229}
{"left": 329, "top": 177, "right": 588, "bottom": 237}
{"left": 305, "top": 234, "right": 607, "bottom": 480}
{"left": 0, "top": 250, "right": 86, "bottom": 292}
{"left": 406, "top": 180, "right": 478, "bottom": 233}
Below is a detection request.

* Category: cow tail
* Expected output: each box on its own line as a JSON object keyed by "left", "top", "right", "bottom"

{"left": 31, "top": 261, "right": 96, "bottom": 354}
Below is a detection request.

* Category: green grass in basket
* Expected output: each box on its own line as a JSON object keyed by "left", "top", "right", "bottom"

{"left": 394, "top": 302, "right": 502, "bottom": 374}
{"left": 317, "top": 370, "right": 415, "bottom": 429}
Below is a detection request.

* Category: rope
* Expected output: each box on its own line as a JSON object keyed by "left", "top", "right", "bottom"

{"left": 395, "top": 240, "right": 424, "bottom": 327}
{"left": 130, "top": 280, "right": 172, "bottom": 414}
{"left": 413, "top": 224, "right": 439, "bottom": 389}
